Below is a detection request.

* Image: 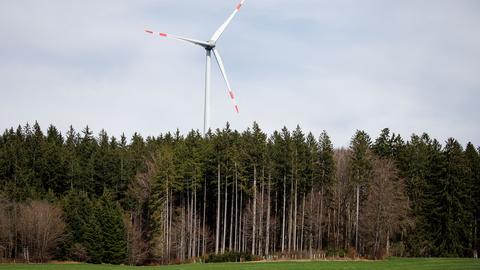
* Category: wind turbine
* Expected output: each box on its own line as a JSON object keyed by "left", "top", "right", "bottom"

{"left": 145, "top": 0, "right": 246, "bottom": 136}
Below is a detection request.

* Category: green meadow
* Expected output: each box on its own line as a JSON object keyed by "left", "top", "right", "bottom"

{"left": 1, "top": 258, "right": 479, "bottom": 270}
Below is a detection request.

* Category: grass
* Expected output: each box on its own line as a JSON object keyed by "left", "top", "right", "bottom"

{"left": 0, "top": 258, "right": 479, "bottom": 270}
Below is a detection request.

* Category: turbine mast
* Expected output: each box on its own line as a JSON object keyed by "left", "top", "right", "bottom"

{"left": 204, "top": 49, "right": 212, "bottom": 137}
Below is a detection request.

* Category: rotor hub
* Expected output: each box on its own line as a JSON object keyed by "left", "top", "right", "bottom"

{"left": 207, "top": 40, "right": 216, "bottom": 50}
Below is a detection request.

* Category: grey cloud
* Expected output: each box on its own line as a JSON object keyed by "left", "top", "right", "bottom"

{"left": 0, "top": 0, "right": 479, "bottom": 147}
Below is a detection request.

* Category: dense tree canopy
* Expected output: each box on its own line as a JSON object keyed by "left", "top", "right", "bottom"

{"left": 0, "top": 122, "right": 478, "bottom": 264}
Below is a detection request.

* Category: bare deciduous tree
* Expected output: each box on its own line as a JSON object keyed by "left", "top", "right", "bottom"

{"left": 360, "top": 158, "right": 410, "bottom": 259}
{"left": 17, "top": 201, "right": 65, "bottom": 262}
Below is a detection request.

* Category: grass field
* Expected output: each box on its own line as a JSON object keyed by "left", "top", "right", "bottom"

{"left": 1, "top": 258, "right": 479, "bottom": 270}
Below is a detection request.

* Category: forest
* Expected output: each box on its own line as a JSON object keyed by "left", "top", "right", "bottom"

{"left": 0, "top": 122, "right": 479, "bottom": 265}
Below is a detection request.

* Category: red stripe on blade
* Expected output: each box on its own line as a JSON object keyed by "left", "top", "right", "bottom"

{"left": 229, "top": 91, "right": 235, "bottom": 99}
{"left": 235, "top": 105, "right": 239, "bottom": 113}
{"left": 145, "top": 30, "right": 154, "bottom": 34}
{"left": 236, "top": 3, "right": 242, "bottom": 10}
{"left": 160, "top": 33, "right": 168, "bottom": 37}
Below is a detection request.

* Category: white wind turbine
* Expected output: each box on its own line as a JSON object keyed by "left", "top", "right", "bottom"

{"left": 145, "top": 0, "right": 246, "bottom": 136}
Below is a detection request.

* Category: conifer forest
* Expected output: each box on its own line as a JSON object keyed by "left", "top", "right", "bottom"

{"left": 0, "top": 122, "right": 479, "bottom": 265}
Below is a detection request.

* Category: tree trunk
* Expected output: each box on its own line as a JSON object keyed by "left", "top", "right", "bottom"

{"left": 193, "top": 185, "right": 197, "bottom": 258}
{"left": 188, "top": 188, "right": 192, "bottom": 259}
{"left": 188, "top": 185, "right": 192, "bottom": 259}
{"left": 234, "top": 163, "right": 238, "bottom": 252}
{"left": 265, "top": 172, "right": 271, "bottom": 256}
{"left": 337, "top": 197, "right": 341, "bottom": 251}
{"left": 222, "top": 174, "right": 228, "bottom": 254}
{"left": 169, "top": 189, "right": 173, "bottom": 260}
{"left": 240, "top": 187, "right": 244, "bottom": 252}
{"left": 165, "top": 178, "right": 169, "bottom": 259}
{"left": 327, "top": 209, "right": 331, "bottom": 250}
{"left": 229, "top": 175, "right": 234, "bottom": 251}
{"left": 274, "top": 188, "right": 278, "bottom": 254}
{"left": 475, "top": 217, "right": 478, "bottom": 257}
{"left": 180, "top": 197, "right": 185, "bottom": 261}
{"left": 258, "top": 168, "right": 265, "bottom": 256}
{"left": 308, "top": 186, "right": 314, "bottom": 259}
{"left": 355, "top": 184, "right": 360, "bottom": 252}
{"left": 319, "top": 187, "right": 324, "bottom": 250}
{"left": 215, "top": 164, "right": 221, "bottom": 254}
{"left": 293, "top": 176, "right": 298, "bottom": 252}
{"left": 202, "top": 177, "right": 207, "bottom": 256}
{"left": 288, "top": 174, "right": 293, "bottom": 252}
{"left": 300, "top": 194, "right": 305, "bottom": 253}
{"left": 386, "top": 229, "right": 390, "bottom": 258}
{"left": 282, "top": 175, "right": 286, "bottom": 254}
{"left": 242, "top": 199, "right": 247, "bottom": 253}
{"left": 251, "top": 165, "right": 257, "bottom": 255}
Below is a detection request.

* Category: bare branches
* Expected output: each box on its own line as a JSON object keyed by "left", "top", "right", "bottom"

{"left": 0, "top": 200, "right": 66, "bottom": 263}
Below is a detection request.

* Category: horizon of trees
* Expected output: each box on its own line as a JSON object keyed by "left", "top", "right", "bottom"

{"left": 0, "top": 122, "right": 478, "bottom": 264}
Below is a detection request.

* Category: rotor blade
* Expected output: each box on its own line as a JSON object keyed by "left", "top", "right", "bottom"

{"left": 145, "top": 29, "right": 210, "bottom": 48}
{"left": 210, "top": 0, "right": 246, "bottom": 43}
{"left": 212, "top": 49, "right": 239, "bottom": 114}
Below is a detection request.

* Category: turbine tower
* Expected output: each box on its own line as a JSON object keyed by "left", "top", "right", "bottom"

{"left": 145, "top": 0, "right": 246, "bottom": 136}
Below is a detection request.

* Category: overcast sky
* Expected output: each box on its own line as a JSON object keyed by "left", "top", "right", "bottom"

{"left": 1, "top": 0, "right": 479, "bottom": 147}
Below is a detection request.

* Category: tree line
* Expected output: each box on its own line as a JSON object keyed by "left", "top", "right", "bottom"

{"left": 0, "top": 122, "right": 478, "bottom": 264}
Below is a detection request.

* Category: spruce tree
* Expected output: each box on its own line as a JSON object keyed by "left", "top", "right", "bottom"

{"left": 77, "top": 126, "right": 97, "bottom": 195}
{"left": 62, "top": 190, "right": 102, "bottom": 262}
{"left": 397, "top": 134, "right": 433, "bottom": 256}
{"left": 97, "top": 189, "right": 127, "bottom": 264}
{"left": 431, "top": 139, "right": 471, "bottom": 256}
{"left": 315, "top": 130, "right": 335, "bottom": 251}
{"left": 372, "top": 128, "right": 404, "bottom": 160}
{"left": 44, "top": 125, "right": 68, "bottom": 194}
{"left": 464, "top": 143, "right": 480, "bottom": 254}
{"left": 348, "top": 130, "right": 373, "bottom": 252}
{"left": 317, "top": 131, "right": 335, "bottom": 188}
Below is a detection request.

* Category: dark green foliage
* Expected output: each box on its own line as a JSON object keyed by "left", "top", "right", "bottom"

{"left": 464, "top": 143, "right": 480, "bottom": 253}
{"left": 62, "top": 189, "right": 127, "bottom": 264}
{"left": 1, "top": 122, "right": 478, "bottom": 263}
{"left": 372, "top": 128, "right": 404, "bottom": 160}
{"left": 149, "top": 144, "right": 177, "bottom": 215}
{"left": 96, "top": 190, "right": 127, "bottom": 264}
{"left": 43, "top": 125, "right": 69, "bottom": 194}
{"left": 62, "top": 190, "right": 102, "bottom": 262}
{"left": 349, "top": 130, "right": 372, "bottom": 186}
{"left": 399, "top": 134, "right": 436, "bottom": 256}
{"left": 317, "top": 130, "right": 335, "bottom": 188}
{"left": 428, "top": 139, "right": 471, "bottom": 256}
